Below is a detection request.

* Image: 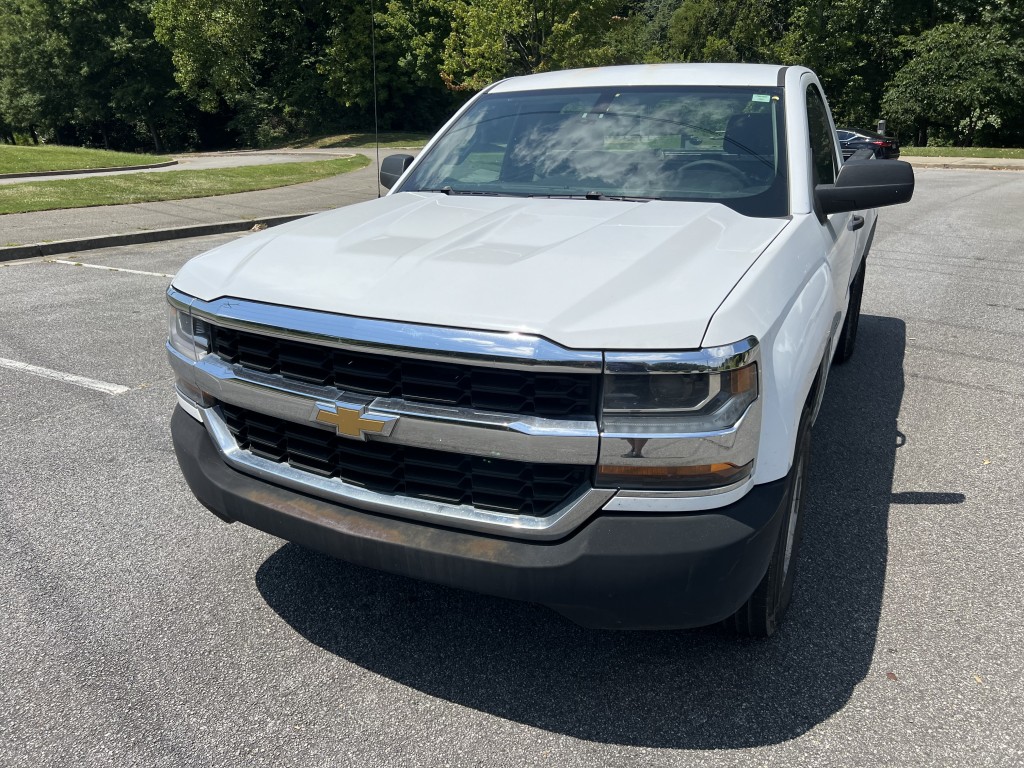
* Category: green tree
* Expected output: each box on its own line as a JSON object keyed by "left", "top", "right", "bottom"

{"left": 321, "top": 0, "right": 459, "bottom": 130}
{"left": 0, "top": 0, "right": 75, "bottom": 141}
{"left": 882, "top": 23, "right": 1024, "bottom": 145}
{"left": 778, "top": 0, "right": 877, "bottom": 127}
{"left": 0, "top": 0, "right": 182, "bottom": 149}
{"left": 602, "top": 0, "right": 691, "bottom": 63}
{"left": 666, "top": 0, "right": 788, "bottom": 63}
{"left": 50, "top": 0, "right": 182, "bottom": 150}
{"left": 603, "top": 11, "right": 661, "bottom": 65}
{"left": 439, "top": 0, "right": 620, "bottom": 91}
{"left": 4, "top": 0, "right": 1024, "bottom": 151}
{"left": 151, "top": 0, "right": 265, "bottom": 113}
{"left": 152, "top": 0, "right": 341, "bottom": 144}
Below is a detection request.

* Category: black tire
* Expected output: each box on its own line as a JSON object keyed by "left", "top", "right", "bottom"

{"left": 834, "top": 258, "right": 865, "bottom": 364}
{"left": 730, "top": 411, "right": 812, "bottom": 638}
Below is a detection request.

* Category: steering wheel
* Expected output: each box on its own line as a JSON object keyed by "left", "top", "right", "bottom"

{"left": 679, "top": 159, "right": 749, "bottom": 185}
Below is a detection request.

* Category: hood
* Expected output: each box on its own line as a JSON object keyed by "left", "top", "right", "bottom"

{"left": 172, "top": 193, "right": 788, "bottom": 350}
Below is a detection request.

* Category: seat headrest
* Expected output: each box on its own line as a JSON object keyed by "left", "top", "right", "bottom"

{"left": 724, "top": 113, "right": 774, "bottom": 157}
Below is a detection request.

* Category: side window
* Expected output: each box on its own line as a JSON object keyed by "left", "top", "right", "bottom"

{"left": 806, "top": 84, "right": 840, "bottom": 186}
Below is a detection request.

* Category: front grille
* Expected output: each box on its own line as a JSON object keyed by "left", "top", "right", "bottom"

{"left": 209, "top": 326, "right": 597, "bottom": 419}
{"left": 219, "top": 404, "right": 590, "bottom": 517}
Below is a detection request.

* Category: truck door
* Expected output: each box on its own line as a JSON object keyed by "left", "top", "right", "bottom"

{"left": 805, "top": 83, "right": 858, "bottom": 329}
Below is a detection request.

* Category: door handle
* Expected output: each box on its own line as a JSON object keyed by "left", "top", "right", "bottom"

{"left": 848, "top": 214, "right": 865, "bottom": 231}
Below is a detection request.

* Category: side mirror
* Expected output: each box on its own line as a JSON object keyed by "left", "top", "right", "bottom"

{"left": 379, "top": 154, "right": 415, "bottom": 190}
{"left": 816, "top": 158, "right": 914, "bottom": 214}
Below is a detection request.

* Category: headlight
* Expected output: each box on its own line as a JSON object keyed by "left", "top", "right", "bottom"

{"left": 602, "top": 364, "right": 757, "bottom": 432}
{"left": 167, "top": 304, "right": 209, "bottom": 361}
{"left": 597, "top": 339, "right": 760, "bottom": 492}
{"left": 167, "top": 293, "right": 213, "bottom": 414}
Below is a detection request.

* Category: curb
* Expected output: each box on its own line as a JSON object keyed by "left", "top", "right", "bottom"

{"left": 0, "top": 159, "right": 179, "bottom": 181}
{"left": 904, "top": 158, "right": 1024, "bottom": 171}
{"left": 0, "top": 212, "right": 315, "bottom": 263}
{"left": 912, "top": 163, "right": 1023, "bottom": 171}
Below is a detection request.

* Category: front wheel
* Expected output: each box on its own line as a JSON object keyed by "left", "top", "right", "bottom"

{"left": 729, "top": 412, "right": 812, "bottom": 637}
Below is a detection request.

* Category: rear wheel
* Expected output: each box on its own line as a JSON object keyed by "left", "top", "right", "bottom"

{"left": 730, "top": 411, "right": 812, "bottom": 637}
{"left": 834, "top": 258, "right": 866, "bottom": 364}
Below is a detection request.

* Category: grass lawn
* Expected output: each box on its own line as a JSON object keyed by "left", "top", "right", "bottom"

{"left": 285, "top": 131, "right": 432, "bottom": 150}
{"left": 0, "top": 155, "right": 369, "bottom": 215}
{"left": 0, "top": 145, "right": 171, "bottom": 174}
{"left": 901, "top": 146, "right": 1024, "bottom": 159}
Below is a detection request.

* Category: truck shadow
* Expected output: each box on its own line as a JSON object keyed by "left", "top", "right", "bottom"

{"left": 255, "top": 315, "right": 906, "bottom": 749}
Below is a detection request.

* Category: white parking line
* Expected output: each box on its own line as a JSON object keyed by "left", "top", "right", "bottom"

{"left": 48, "top": 259, "right": 174, "bottom": 278}
{"left": 0, "top": 357, "right": 130, "bottom": 395}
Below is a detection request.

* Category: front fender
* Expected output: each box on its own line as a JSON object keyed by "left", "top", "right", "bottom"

{"left": 764, "top": 262, "right": 834, "bottom": 473}
{"left": 702, "top": 215, "right": 837, "bottom": 482}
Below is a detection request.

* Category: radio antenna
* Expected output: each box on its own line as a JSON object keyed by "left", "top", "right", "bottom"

{"left": 370, "top": 0, "right": 381, "bottom": 198}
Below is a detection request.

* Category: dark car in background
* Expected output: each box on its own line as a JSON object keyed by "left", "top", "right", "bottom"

{"left": 837, "top": 129, "right": 901, "bottom": 160}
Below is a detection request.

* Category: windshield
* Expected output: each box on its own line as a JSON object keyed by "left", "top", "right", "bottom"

{"left": 399, "top": 86, "right": 789, "bottom": 217}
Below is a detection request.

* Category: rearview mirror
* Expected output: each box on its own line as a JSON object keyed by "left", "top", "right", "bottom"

{"left": 816, "top": 159, "right": 914, "bottom": 214}
{"left": 379, "top": 154, "right": 415, "bottom": 190}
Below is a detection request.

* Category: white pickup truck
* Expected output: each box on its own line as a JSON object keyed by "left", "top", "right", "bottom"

{"left": 167, "top": 64, "right": 913, "bottom": 635}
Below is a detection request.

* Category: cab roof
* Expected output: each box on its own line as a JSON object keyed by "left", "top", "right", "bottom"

{"left": 487, "top": 64, "right": 798, "bottom": 93}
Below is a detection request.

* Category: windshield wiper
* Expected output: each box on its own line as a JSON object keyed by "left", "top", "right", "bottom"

{"left": 531, "top": 192, "right": 655, "bottom": 202}
{"left": 417, "top": 187, "right": 650, "bottom": 200}
{"left": 416, "top": 186, "right": 507, "bottom": 197}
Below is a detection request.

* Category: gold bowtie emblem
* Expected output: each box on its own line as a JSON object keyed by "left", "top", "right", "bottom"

{"left": 312, "top": 402, "right": 398, "bottom": 441}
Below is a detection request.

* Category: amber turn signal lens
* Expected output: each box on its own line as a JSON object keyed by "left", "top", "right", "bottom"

{"left": 729, "top": 363, "right": 757, "bottom": 395}
{"left": 596, "top": 461, "right": 752, "bottom": 490}
{"left": 174, "top": 377, "right": 215, "bottom": 408}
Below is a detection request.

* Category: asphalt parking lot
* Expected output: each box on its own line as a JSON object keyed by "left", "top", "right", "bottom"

{"left": 1, "top": 168, "right": 1022, "bottom": 767}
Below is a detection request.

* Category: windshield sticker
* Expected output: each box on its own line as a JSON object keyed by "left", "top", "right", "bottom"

{"left": 752, "top": 94, "right": 771, "bottom": 103}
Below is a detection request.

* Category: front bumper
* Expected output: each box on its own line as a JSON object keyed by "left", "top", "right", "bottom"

{"left": 172, "top": 407, "right": 790, "bottom": 629}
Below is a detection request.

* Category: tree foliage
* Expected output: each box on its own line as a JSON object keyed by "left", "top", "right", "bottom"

{"left": 0, "top": 0, "right": 185, "bottom": 149}
{"left": 322, "top": 0, "right": 460, "bottom": 129}
{"left": 151, "top": 0, "right": 344, "bottom": 144}
{"left": 0, "top": 0, "right": 74, "bottom": 141}
{"left": 439, "top": 0, "right": 620, "bottom": 91}
{"left": 666, "top": 0, "right": 787, "bottom": 63}
{"left": 1, "top": 0, "right": 1022, "bottom": 150}
{"left": 882, "top": 22, "right": 1024, "bottom": 146}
